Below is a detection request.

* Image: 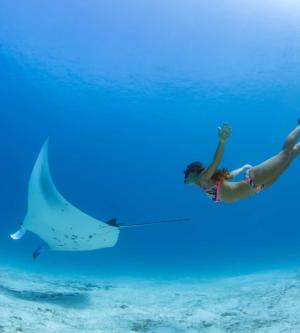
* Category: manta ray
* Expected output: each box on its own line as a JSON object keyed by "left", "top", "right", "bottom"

{"left": 11, "top": 141, "right": 188, "bottom": 258}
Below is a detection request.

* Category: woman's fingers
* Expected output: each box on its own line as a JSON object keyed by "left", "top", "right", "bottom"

{"left": 218, "top": 123, "right": 232, "bottom": 140}
{"left": 223, "top": 123, "right": 231, "bottom": 131}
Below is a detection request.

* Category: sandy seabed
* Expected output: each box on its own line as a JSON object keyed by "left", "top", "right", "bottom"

{"left": 0, "top": 267, "right": 300, "bottom": 333}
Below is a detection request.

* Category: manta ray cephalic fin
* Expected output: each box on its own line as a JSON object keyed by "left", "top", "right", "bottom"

{"left": 10, "top": 226, "right": 27, "bottom": 240}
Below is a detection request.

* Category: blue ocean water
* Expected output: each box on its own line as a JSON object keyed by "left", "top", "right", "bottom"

{"left": 1, "top": 0, "right": 300, "bottom": 278}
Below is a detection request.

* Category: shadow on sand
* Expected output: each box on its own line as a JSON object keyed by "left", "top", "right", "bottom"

{"left": 0, "top": 284, "right": 90, "bottom": 309}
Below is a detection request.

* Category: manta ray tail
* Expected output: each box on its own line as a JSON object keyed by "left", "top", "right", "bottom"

{"left": 10, "top": 226, "right": 27, "bottom": 240}
{"left": 118, "top": 218, "right": 190, "bottom": 228}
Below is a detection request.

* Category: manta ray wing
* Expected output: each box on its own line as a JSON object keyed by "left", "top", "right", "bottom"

{"left": 11, "top": 140, "right": 120, "bottom": 251}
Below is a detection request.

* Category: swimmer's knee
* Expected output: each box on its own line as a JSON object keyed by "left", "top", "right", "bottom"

{"left": 291, "top": 144, "right": 300, "bottom": 159}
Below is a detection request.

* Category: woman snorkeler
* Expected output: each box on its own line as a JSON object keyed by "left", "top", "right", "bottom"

{"left": 184, "top": 121, "right": 300, "bottom": 203}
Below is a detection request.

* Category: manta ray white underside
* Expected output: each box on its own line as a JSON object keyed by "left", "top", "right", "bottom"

{"left": 10, "top": 140, "right": 120, "bottom": 252}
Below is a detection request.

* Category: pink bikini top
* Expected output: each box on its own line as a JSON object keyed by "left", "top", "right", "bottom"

{"left": 203, "top": 180, "right": 222, "bottom": 203}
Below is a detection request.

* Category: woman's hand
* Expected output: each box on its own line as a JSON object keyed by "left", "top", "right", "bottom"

{"left": 218, "top": 123, "right": 232, "bottom": 142}
{"left": 242, "top": 164, "right": 253, "bottom": 171}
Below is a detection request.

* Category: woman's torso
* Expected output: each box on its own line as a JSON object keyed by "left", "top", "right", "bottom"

{"left": 220, "top": 180, "right": 257, "bottom": 202}
{"left": 199, "top": 178, "right": 256, "bottom": 203}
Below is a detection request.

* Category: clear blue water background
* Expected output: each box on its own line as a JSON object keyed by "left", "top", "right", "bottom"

{"left": 1, "top": 0, "right": 300, "bottom": 278}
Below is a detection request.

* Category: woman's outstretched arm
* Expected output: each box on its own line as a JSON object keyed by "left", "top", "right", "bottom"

{"left": 227, "top": 164, "right": 252, "bottom": 179}
{"left": 201, "top": 123, "right": 231, "bottom": 180}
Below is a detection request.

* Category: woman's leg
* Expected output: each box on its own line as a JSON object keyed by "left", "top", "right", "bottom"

{"left": 264, "top": 143, "right": 300, "bottom": 186}
{"left": 248, "top": 125, "right": 300, "bottom": 186}
{"left": 283, "top": 125, "right": 300, "bottom": 152}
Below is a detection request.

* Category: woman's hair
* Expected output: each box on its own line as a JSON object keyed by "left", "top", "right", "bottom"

{"left": 184, "top": 161, "right": 229, "bottom": 182}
